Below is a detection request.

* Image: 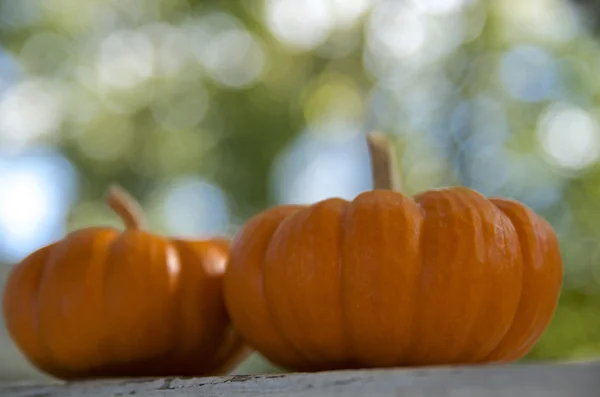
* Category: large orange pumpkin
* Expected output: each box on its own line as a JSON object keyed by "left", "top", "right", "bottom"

{"left": 223, "top": 132, "right": 563, "bottom": 372}
{"left": 2, "top": 186, "right": 247, "bottom": 379}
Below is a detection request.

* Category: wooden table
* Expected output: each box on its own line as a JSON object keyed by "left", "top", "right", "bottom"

{"left": 1, "top": 360, "right": 598, "bottom": 396}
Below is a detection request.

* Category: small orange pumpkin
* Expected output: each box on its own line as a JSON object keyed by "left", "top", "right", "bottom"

{"left": 223, "top": 132, "right": 563, "bottom": 372}
{"left": 2, "top": 186, "right": 247, "bottom": 379}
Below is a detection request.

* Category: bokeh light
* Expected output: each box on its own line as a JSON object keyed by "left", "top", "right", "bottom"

{"left": 499, "top": 45, "right": 558, "bottom": 102}
{"left": 201, "top": 28, "right": 266, "bottom": 88}
{"left": 160, "top": 177, "right": 230, "bottom": 237}
{"left": 0, "top": 79, "right": 64, "bottom": 152}
{"left": 272, "top": 129, "right": 372, "bottom": 204}
{"left": 537, "top": 102, "right": 600, "bottom": 171}
{"left": 0, "top": 149, "right": 77, "bottom": 262}
{"left": 96, "top": 30, "right": 154, "bottom": 90}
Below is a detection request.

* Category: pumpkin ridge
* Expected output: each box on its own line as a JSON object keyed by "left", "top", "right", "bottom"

{"left": 292, "top": 198, "right": 351, "bottom": 370}
{"left": 52, "top": 229, "right": 120, "bottom": 375}
{"left": 35, "top": 240, "right": 70, "bottom": 368}
{"left": 224, "top": 205, "right": 306, "bottom": 370}
{"left": 261, "top": 206, "right": 326, "bottom": 369}
{"left": 12, "top": 247, "right": 57, "bottom": 375}
{"left": 277, "top": 197, "right": 354, "bottom": 370}
{"left": 97, "top": 233, "right": 121, "bottom": 371}
{"left": 452, "top": 189, "right": 521, "bottom": 362}
{"left": 99, "top": 232, "right": 182, "bottom": 369}
{"left": 29, "top": 258, "right": 49, "bottom": 366}
{"left": 161, "top": 241, "right": 198, "bottom": 372}
{"left": 98, "top": 231, "right": 136, "bottom": 368}
{"left": 410, "top": 190, "right": 456, "bottom": 364}
{"left": 447, "top": 189, "right": 494, "bottom": 362}
{"left": 485, "top": 200, "right": 534, "bottom": 361}
{"left": 377, "top": 191, "right": 422, "bottom": 367}
{"left": 485, "top": 199, "right": 562, "bottom": 362}
{"left": 526, "top": 217, "right": 563, "bottom": 339}
{"left": 82, "top": 233, "right": 120, "bottom": 373}
{"left": 167, "top": 239, "right": 244, "bottom": 375}
{"left": 159, "top": 241, "right": 184, "bottom": 363}
{"left": 409, "top": 188, "right": 522, "bottom": 365}
{"left": 337, "top": 200, "right": 354, "bottom": 368}
{"left": 342, "top": 190, "right": 423, "bottom": 367}
{"left": 411, "top": 198, "right": 427, "bottom": 365}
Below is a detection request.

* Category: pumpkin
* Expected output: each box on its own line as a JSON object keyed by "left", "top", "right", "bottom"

{"left": 2, "top": 185, "right": 248, "bottom": 379}
{"left": 223, "top": 132, "right": 563, "bottom": 372}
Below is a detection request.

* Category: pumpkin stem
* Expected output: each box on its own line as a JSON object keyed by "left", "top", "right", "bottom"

{"left": 105, "top": 185, "right": 146, "bottom": 229}
{"left": 367, "top": 131, "right": 401, "bottom": 191}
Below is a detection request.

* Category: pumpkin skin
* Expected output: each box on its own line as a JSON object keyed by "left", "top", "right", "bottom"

{"left": 2, "top": 186, "right": 248, "bottom": 379}
{"left": 223, "top": 135, "right": 563, "bottom": 372}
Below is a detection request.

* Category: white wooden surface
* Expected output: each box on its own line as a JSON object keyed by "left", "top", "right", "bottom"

{"left": 1, "top": 360, "right": 599, "bottom": 397}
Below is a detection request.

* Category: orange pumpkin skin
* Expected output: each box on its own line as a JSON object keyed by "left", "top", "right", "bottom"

{"left": 223, "top": 187, "right": 563, "bottom": 371}
{"left": 2, "top": 189, "right": 247, "bottom": 379}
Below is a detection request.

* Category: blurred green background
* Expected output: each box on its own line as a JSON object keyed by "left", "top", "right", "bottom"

{"left": 1, "top": 0, "right": 600, "bottom": 380}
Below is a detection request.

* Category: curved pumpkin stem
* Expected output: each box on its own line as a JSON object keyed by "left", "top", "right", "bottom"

{"left": 105, "top": 185, "right": 146, "bottom": 230}
{"left": 367, "top": 131, "right": 401, "bottom": 191}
